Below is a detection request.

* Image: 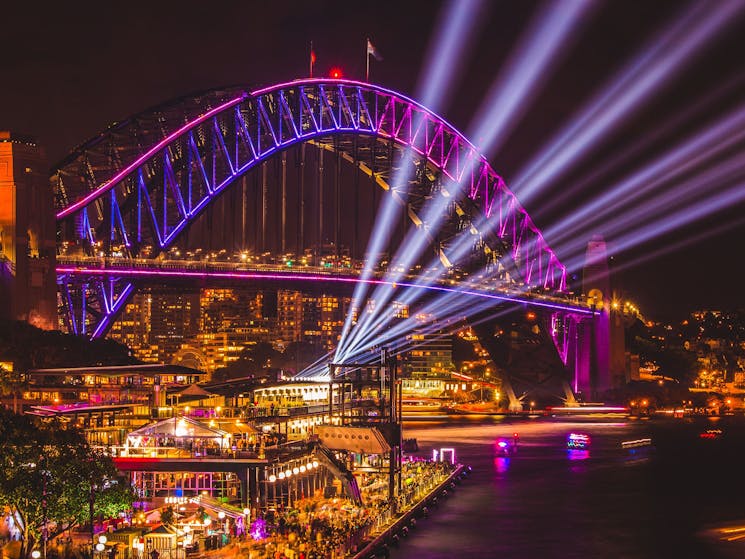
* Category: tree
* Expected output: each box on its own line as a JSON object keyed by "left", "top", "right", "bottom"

{"left": 0, "top": 409, "right": 134, "bottom": 557}
{"left": 244, "top": 342, "right": 282, "bottom": 370}
{"left": 276, "top": 342, "right": 326, "bottom": 374}
{"left": 0, "top": 319, "right": 136, "bottom": 372}
{"left": 0, "top": 362, "right": 23, "bottom": 413}
{"left": 654, "top": 346, "right": 698, "bottom": 384}
{"left": 451, "top": 335, "right": 478, "bottom": 370}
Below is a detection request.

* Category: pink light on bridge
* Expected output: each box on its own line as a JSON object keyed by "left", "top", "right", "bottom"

{"left": 55, "top": 265, "right": 594, "bottom": 315}
{"left": 56, "top": 94, "right": 247, "bottom": 220}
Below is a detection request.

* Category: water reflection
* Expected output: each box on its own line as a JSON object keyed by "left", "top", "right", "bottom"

{"left": 394, "top": 417, "right": 745, "bottom": 558}
{"left": 494, "top": 456, "right": 511, "bottom": 474}
{"left": 566, "top": 449, "right": 590, "bottom": 461}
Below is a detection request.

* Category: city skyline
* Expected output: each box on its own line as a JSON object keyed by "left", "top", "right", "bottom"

{"left": 2, "top": 1, "right": 745, "bottom": 320}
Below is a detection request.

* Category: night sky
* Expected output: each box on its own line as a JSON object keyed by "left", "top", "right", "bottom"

{"left": 2, "top": 0, "right": 744, "bottom": 321}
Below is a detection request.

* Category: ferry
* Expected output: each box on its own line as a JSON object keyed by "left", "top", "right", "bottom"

{"left": 567, "top": 433, "right": 591, "bottom": 450}
{"left": 548, "top": 404, "right": 629, "bottom": 420}
{"left": 401, "top": 398, "right": 447, "bottom": 413}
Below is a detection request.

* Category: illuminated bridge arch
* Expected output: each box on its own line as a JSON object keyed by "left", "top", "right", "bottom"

{"left": 54, "top": 78, "right": 568, "bottom": 336}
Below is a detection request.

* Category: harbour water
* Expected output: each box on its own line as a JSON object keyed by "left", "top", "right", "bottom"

{"left": 390, "top": 416, "right": 745, "bottom": 559}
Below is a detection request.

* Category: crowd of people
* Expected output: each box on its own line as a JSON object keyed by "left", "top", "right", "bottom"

{"left": 233, "top": 458, "right": 456, "bottom": 559}
{"left": 0, "top": 458, "right": 456, "bottom": 559}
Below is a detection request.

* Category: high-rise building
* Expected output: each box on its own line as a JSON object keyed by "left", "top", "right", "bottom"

{"left": 149, "top": 287, "right": 200, "bottom": 362}
{"left": 278, "top": 290, "right": 303, "bottom": 344}
{"left": 200, "top": 288, "right": 238, "bottom": 333}
{"left": 0, "top": 132, "right": 56, "bottom": 329}
{"left": 108, "top": 293, "right": 155, "bottom": 361}
{"left": 401, "top": 332, "right": 455, "bottom": 378}
{"left": 301, "top": 294, "right": 322, "bottom": 347}
{"left": 200, "top": 288, "right": 263, "bottom": 333}
{"left": 177, "top": 329, "right": 264, "bottom": 374}
{"left": 319, "top": 294, "right": 344, "bottom": 350}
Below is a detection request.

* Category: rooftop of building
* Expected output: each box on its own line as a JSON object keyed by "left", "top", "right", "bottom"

{"left": 0, "top": 131, "right": 38, "bottom": 146}
{"left": 26, "top": 402, "right": 139, "bottom": 416}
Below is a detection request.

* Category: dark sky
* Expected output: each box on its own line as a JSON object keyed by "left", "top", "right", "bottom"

{"left": 2, "top": 0, "right": 744, "bottom": 321}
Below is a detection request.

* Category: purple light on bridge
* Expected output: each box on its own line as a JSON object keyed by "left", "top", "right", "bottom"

{"left": 56, "top": 265, "right": 593, "bottom": 316}
{"left": 56, "top": 94, "right": 247, "bottom": 220}
{"left": 55, "top": 78, "right": 570, "bottom": 343}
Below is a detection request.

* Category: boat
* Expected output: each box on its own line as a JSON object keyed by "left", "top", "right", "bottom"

{"left": 401, "top": 398, "right": 447, "bottom": 414}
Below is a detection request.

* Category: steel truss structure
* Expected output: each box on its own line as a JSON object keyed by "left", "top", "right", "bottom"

{"left": 54, "top": 78, "right": 573, "bottom": 337}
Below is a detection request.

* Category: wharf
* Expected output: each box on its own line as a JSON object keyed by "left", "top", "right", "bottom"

{"left": 352, "top": 463, "right": 467, "bottom": 559}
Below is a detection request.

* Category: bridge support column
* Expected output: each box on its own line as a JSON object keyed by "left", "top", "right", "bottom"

{"left": 470, "top": 307, "right": 576, "bottom": 411}
{"left": 591, "top": 309, "right": 611, "bottom": 398}
{"left": 565, "top": 317, "right": 591, "bottom": 399}
{"left": 504, "top": 379, "right": 523, "bottom": 413}
{"left": 567, "top": 312, "right": 610, "bottom": 401}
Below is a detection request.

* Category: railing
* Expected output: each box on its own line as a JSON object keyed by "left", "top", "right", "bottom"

{"left": 57, "top": 255, "right": 592, "bottom": 311}
{"left": 107, "top": 442, "right": 314, "bottom": 461}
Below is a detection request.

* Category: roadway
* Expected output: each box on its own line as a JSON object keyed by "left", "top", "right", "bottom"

{"left": 56, "top": 255, "right": 593, "bottom": 314}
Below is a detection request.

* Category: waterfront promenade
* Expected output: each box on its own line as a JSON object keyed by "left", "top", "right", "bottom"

{"left": 193, "top": 459, "right": 460, "bottom": 559}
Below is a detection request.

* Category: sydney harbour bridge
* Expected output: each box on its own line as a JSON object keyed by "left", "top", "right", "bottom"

{"left": 52, "top": 78, "right": 606, "bottom": 410}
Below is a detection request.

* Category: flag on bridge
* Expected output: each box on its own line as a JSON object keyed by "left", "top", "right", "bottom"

{"left": 366, "top": 38, "right": 383, "bottom": 81}
{"left": 367, "top": 38, "right": 383, "bottom": 61}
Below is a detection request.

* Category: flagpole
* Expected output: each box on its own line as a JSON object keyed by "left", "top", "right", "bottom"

{"left": 310, "top": 41, "right": 314, "bottom": 78}
{"left": 365, "top": 38, "right": 370, "bottom": 81}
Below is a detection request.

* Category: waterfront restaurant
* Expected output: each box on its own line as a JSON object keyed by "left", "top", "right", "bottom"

{"left": 22, "top": 364, "right": 206, "bottom": 408}
{"left": 18, "top": 364, "right": 206, "bottom": 445}
{"left": 124, "top": 416, "right": 233, "bottom": 457}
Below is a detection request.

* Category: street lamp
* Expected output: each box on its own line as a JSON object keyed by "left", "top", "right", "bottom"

{"left": 242, "top": 508, "right": 250, "bottom": 536}
{"left": 40, "top": 461, "right": 49, "bottom": 559}
{"left": 31, "top": 551, "right": 41, "bottom": 559}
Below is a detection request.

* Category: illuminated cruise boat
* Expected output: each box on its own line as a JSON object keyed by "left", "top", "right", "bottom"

{"left": 567, "top": 433, "right": 591, "bottom": 450}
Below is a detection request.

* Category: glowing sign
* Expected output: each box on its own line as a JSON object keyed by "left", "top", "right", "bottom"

{"left": 439, "top": 447, "right": 456, "bottom": 464}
